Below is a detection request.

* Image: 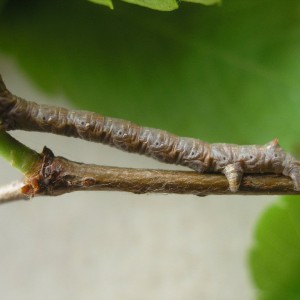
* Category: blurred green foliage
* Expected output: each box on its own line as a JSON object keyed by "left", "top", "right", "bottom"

{"left": 0, "top": 0, "right": 7, "bottom": 10}
{"left": 250, "top": 196, "right": 300, "bottom": 300}
{"left": 1, "top": 0, "right": 300, "bottom": 147}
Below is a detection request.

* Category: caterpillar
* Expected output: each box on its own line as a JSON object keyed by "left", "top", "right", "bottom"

{"left": 0, "top": 75, "right": 299, "bottom": 192}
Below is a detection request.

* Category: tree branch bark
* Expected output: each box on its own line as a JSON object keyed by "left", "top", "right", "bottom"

{"left": 0, "top": 146, "right": 299, "bottom": 204}
{"left": 0, "top": 181, "right": 27, "bottom": 204}
{"left": 1, "top": 75, "right": 300, "bottom": 202}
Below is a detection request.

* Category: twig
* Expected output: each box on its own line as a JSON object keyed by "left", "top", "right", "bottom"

{"left": 0, "top": 181, "right": 28, "bottom": 204}
{"left": 1, "top": 75, "right": 300, "bottom": 193}
{"left": 0, "top": 146, "right": 299, "bottom": 204}
{"left": 0, "top": 75, "right": 299, "bottom": 203}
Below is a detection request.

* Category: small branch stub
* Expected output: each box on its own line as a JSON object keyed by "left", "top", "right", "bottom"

{"left": 21, "top": 146, "right": 56, "bottom": 197}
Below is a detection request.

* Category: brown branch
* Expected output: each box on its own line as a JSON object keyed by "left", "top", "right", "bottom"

{"left": 0, "top": 147, "right": 299, "bottom": 204}
{"left": 1, "top": 75, "right": 300, "bottom": 196}
{"left": 0, "top": 181, "right": 28, "bottom": 204}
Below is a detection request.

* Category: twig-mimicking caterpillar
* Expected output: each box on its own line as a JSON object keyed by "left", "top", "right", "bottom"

{"left": 0, "top": 75, "right": 299, "bottom": 192}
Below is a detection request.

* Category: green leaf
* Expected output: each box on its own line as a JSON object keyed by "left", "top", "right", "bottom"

{"left": 249, "top": 196, "right": 300, "bottom": 300}
{"left": 0, "top": 0, "right": 300, "bottom": 150}
{"left": 120, "top": 0, "right": 178, "bottom": 11}
{"left": 87, "top": 0, "right": 219, "bottom": 10}
{"left": 182, "top": 0, "right": 220, "bottom": 5}
{"left": 89, "top": 0, "right": 113, "bottom": 9}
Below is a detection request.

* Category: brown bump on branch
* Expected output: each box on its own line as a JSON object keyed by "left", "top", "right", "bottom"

{"left": 21, "top": 146, "right": 56, "bottom": 198}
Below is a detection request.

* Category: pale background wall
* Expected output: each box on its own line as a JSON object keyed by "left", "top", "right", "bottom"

{"left": 0, "top": 54, "right": 274, "bottom": 300}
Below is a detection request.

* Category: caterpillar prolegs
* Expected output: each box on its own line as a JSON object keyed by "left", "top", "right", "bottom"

{"left": 0, "top": 75, "right": 299, "bottom": 192}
